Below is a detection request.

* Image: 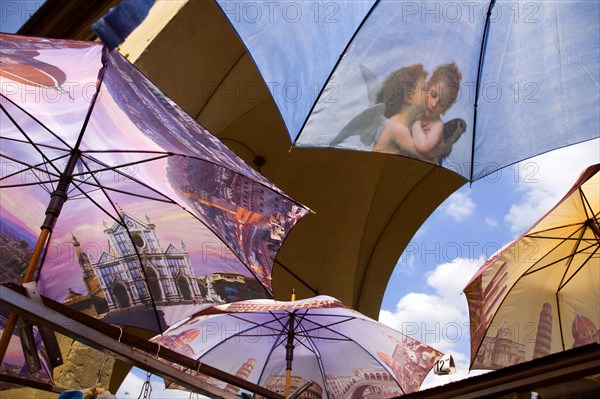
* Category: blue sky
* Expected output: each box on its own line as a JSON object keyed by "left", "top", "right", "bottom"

{"left": 0, "top": 0, "right": 44, "bottom": 33}
{"left": 4, "top": 2, "right": 599, "bottom": 397}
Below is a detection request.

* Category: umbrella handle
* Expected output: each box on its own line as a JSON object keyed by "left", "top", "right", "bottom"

{"left": 285, "top": 370, "right": 292, "bottom": 397}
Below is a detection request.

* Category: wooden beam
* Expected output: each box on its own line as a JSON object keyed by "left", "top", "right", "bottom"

{"left": 0, "top": 374, "right": 66, "bottom": 394}
{"left": 400, "top": 343, "right": 600, "bottom": 399}
{"left": 0, "top": 284, "right": 284, "bottom": 399}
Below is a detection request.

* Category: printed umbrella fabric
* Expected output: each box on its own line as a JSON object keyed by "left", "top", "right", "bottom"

{"left": 151, "top": 295, "right": 443, "bottom": 398}
{"left": 214, "top": 0, "right": 599, "bottom": 182}
{"left": 0, "top": 33, "right": 309, "bottom": 337}
{"left": 464, "top": 164, "right": 599, "bottom": 370}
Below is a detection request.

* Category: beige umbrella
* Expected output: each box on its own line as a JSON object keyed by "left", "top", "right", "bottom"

{"left": 464, "top": 164, "right": 599, "bottom": 370}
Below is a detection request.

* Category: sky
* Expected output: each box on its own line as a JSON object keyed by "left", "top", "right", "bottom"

{"left": 3, "top": 2, "right": 600, "bottom": 398}
{"left": 0, "top": 0, "right": 43, "bottom": 33}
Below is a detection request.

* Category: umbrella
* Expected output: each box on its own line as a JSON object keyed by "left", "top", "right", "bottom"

{"left": 150, "top": 295, "right": 443, "bottom": 398}
{"left": 211, "top": 0, "right": 599, "bottom": 182}
{"left": 464, "top": 163, "right": 599, "bottom": 370}
{"left": 0, "top": 32, "right": 309, "bottom": 366}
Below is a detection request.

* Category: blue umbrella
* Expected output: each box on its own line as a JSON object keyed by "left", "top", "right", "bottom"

{"left": 214, "top": 0, "right": 599, "bottom": 182}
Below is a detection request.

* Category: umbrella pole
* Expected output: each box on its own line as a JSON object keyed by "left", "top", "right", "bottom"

{"left": 285, "top": 291, "right": 296, "bottom": 396}
{"left": 0, "top": 150, "right": 80, "bottom": 364}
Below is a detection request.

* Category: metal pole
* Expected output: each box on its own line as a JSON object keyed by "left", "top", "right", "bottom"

{"left": 285, "top": 290, "right": 297, "bottom": 397}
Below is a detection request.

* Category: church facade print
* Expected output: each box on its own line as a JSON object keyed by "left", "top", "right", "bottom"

{"left": 62, "top": 211, "right": 267, "bottom": 329}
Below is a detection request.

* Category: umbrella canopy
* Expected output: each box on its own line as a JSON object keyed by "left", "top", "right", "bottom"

{"left": 464, "top": 164, "right": 599, "bottom": 370}
{"left": 151, "top": 295, "right": 443, "bottom": 398}
{"left": 213, "top": 0, "right": 599, "bottom": 182}
{"left": 0, "top": 33, "right": 309, "bottom": 334}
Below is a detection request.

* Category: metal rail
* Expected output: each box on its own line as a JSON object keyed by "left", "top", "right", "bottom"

{"left": 0, "top": 284, "right": 284, "bottom": 399}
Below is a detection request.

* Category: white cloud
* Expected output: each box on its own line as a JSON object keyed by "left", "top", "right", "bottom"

{"left": 505, "top": 140, "right": 600, "bottom": 234}
{"left": 425, "top": 258, "right": 482, "bottom": 302}
{"left": 443, "top": 191, "right": 475, "bottom": 221}
{"left": 379, "top": 258, "right": 483, "bottom": 352}
{"left": 393, "top": 252, "right": 417, "bottom": 276}
{"left": 379, "top": 257, "right": 484, "bottom": 386}
{"left": 484, "top": 217, "right": 498, "bottom": 228}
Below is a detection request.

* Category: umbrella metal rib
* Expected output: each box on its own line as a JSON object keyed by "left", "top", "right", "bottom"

{"left": 468, "top": 165, "right": 599, "bottom": 367}
{"left": 294, "top": 321, "right": 329, "bottom": 398}
{"left": 469, "top": 0, "right": 497, "bottom": 182}
{"left": 520, "top": 236, "right": 597, "bottom": 277}
{"left": 0, "top": 46, "right": 116, "bottom": 363}
{"left": 0, "top": 93, "right": 73, "bottom": 149}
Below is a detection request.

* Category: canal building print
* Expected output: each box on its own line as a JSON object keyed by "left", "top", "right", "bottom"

{"left": 260, "top": 368, "right": 403, "bottom": 399}
{"left": 172, "top": 155, "right": 302, "bottom": 291}
{"left": 376, "top": 336, "right": 441, "bottom": 395}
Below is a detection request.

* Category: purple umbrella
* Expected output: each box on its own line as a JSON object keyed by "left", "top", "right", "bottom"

{"left": 0, "top": 33, "right": 309, "bottom": 374}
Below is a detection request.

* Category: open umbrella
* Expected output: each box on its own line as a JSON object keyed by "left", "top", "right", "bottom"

{"left": 151, "top": 295, "right": 443, "bottom": 398}
{"left": 0, "top": 33, "right": 309, "bottom": 367}
{"left": 464, "top": 164, "right": 599, "bottom": 370}
{"left": 212, "top": 0, "right": 599, "bottom": 182}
